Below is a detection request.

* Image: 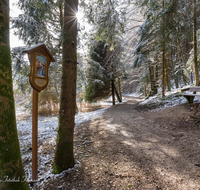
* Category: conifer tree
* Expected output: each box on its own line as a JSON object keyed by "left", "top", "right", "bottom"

{"left": 53, "top": 0, "right": 78, "bottom": 173}
{"left": 84, "top": 40, "right": 122, "bottom": 102}
{"left": 133, "top": 0, "right": 194, "bottom": 95}
{"left": 193, "top": 0, "right": 200, "bottom": 86}
{"left": 85, "top": 41, "right": 111, "bottom": 102}
{"left": 82, "top": 0, "right": 126, "bottom": 48}
{"left": 12, "top": 0, "right": 78, "bottom": 173}
{"left": 0, "top": 0, "right": 30, "bottom": 189}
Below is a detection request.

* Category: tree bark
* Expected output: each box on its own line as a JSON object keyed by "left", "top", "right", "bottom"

{"left": 0, "top": 0, "right": 30, "bottom": 189}
{"left": 172, "top": 42, "right": 179, "bottom": 88}
{"left": 149, "top": 65, "right": 156, "bottom": 95}
{"left": 118, "top": 78, "right": 122, "bottom": 100}
{"left": 155, "top": 64, "right": 158, "bottom": 94}
{"left": 114, "top": 83, "right": 122, "bottom": 103}
{"left": 53, "top": 0, "right": 78, "bottom": 174}
{"left": 112, "top": 80, "right": 115, "bottom": 105}
{"left": 162, "top": 0, "right": 166, "bottom": 97}
{"left": 162, "top": 48, "right": 166, "bottom": 97}
{"left": 166, "top": 56, "right": 171, "bottom": 91}
{"left": 171, "top": 59, "right": 178, "bottom": 89}
{"left": 177, "top": 35, "right": 187, "bottom": 85}
{"left": 190, "top": 32, "right": 194, "bottom": 84}
{"left": 193, "top": 0, "right": 200, "bottom": 86}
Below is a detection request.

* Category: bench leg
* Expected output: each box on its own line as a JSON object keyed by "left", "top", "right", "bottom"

{"left": 184, "top": 96, "right": 195, "bottom": 104}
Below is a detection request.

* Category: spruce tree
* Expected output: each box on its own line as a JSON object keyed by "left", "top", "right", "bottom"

{"left": 82, "top": 0, "right": 126, "bottom": 48}
{"left": 12, "top": 0, "right": 78, "bottom": 174}
{"left": 85, "top": 41, "right": 110, "bottom": 102}
{"left": 133, "top": 0, "right": 192, "bottom": 95}
{"left": 193, "top": 0, "right": 200, "bottom": 86}
{"left": 0, "top": 0, "right": 30, "bottom": 189}
{"left": 53, "top": 0, "right": 78, "bottom": 173}
{"left": 85, "top": 40, "right": 122, "bottom": 102}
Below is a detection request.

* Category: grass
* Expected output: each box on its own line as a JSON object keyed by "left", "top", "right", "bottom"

{"left": 77, "top": 101, "right": 109, "bottom": 112}
{"left": 38, "top": 101, "right": 59, "bottom": 115}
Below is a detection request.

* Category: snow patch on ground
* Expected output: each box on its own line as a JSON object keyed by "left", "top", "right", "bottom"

{"left": 16, "top": 88, "right": 200, "bottom": 188}
{"left": 124, "top": 92, "right": 144, "bottom": 98}
{"left": 75, "top": 107, "right": 109, "bottom": 126}
{"left": 139, "top": 86, "right": 200, "bottom": 111}
{"left": 16, "top": 104, "right": 111, "bottom": 188}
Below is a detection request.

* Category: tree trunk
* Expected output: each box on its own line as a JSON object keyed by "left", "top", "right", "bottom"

{"left": 155, "top": 64, "right": 158, "bottom": 94}
{"left": 166, "top": 56, "right": 171, "bottom": 91}
{"left": 0, "top": 1, "right": 30, "bottom": 189}
{"left": 177, "top": 36, "right": 187, "bottom": 85}
{"left": 114, "top": 83, "right": 122, "bottom": 102}
{"left": 149, "top": 65, "right": 156, "bottom": 95}
{"left": 193, "top": 0, "right": 200, "bottom": 86}
{"left": 171, "top": 60, "right": 178, "bottom": 89}
{"left": 118, "top": 78, "right": 122, "bottom": 100}
{"left": 172, "top": 43, "right": 179, "bottom": 88}
{"left": 162, "top": 0, "right": 166, "bottom": 97}
{"left": 190, "top": 32, "right": 194, "bottom": 84}
{"left": 185, "top": 36, "right": 193, "bottom": 84}
{"left": 162, "top": 48, "right": 166, "bottom": 97}
{"left": 53, "top": 0, "right": 78, "bottom": 174}
{"left": 191, "top": 70, "right": 194, "bottom": 84}
{"left": 112, "top": 80, "right": 115, "bottom": 105}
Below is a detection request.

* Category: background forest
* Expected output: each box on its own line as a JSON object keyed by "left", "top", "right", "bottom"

{"left": 11, "top": 0, "right": 200, "bottom": 110}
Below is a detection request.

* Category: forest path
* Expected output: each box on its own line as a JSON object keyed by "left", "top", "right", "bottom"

{"left": 46, "top": 96, "right": 200, "bottom": 190}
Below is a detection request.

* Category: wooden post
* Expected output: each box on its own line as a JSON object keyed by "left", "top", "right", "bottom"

{"left": 118, "top": 78, "right": 122, "bottom": 100}
{"left": 22, "top": 44, "right": 55, "bottom": 182}
{"left": 32, "top": 89, "right": 38, "bottom": 181}
{"left": 111, "top": 80, "right": 115, "bottom": 105}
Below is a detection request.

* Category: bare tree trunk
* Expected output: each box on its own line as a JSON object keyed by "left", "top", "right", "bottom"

{"left": 172, "top": 42, "right": 179, "bottom": 88}
{"left": 0, "top": 1, "right": 30, "bottom": 189}
{"left": 54, "top": 0, "right": 78, "bottom": 174}
{"left": 171, "top": 60, "right": 178, "bottom": 89}
{"left": 114, "top": 83, "right": 122, "bottom": 102}
{"left": 177, "top": 36, "right": 187, "bottom": 85}
{"left": 166, "top": 56, "right": 171, "bottom": 91}
{"left": 155, "top": 64, "right": 158, "bottom": 94}
{"left": 189, "top": 32, "right": 194, "bottom": 84}
{"left": 162, "top": 0, "right": 166, "bottom": 97}
{"left": 191, "top": 69, "right": 194, "bottom": 84}
{"left": 149, "top": 65, "right": 156, "bottom": 95}
{"left": 112, "top": 80, "right": 115, "bottom": 105}
{"left": 118, "top": 78, "right": 122, "bottom": 100}
{"left": 162, "top": 48, "right": 166, "bottom": 97}
{"left": 193, "top": 0, "right": 200, "bottom": 86}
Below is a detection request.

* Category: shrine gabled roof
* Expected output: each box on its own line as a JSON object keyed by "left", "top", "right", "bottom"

{"left": 23, "top": 43, "right": 55, "bottom": 62}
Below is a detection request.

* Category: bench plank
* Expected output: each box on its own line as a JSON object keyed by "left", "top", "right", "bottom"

{"left": 180, "top": 87, "right": 190, "bottom": 92}
{"left": 179, "top": 93, "right": 200, "bottom": 97}
{"left": 179, "top": 93, "right": 200, "bottom": 104}
{"left": 188, "top": 87, "right": 200, "bottom": 92}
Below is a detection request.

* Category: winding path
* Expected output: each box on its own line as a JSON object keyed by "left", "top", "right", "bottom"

{"left": 74, "top": 96, "right": 200, "bottom": 189}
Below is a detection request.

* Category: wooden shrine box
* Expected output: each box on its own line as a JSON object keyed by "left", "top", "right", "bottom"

{"left": 23, "top": 43, "right": 55, "bottom": 92}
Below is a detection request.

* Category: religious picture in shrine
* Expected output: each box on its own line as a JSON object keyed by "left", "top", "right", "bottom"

{"left": 36, "top": 54, "right": 47, "bottom": 78}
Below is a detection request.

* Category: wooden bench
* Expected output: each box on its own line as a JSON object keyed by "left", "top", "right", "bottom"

{"left": 179, "top": 87, "right": 200, "bottom": 103}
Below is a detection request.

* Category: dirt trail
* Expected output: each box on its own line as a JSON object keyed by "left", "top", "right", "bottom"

{"left": 44, "top": 96, "right": 200, "bottom": 190}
